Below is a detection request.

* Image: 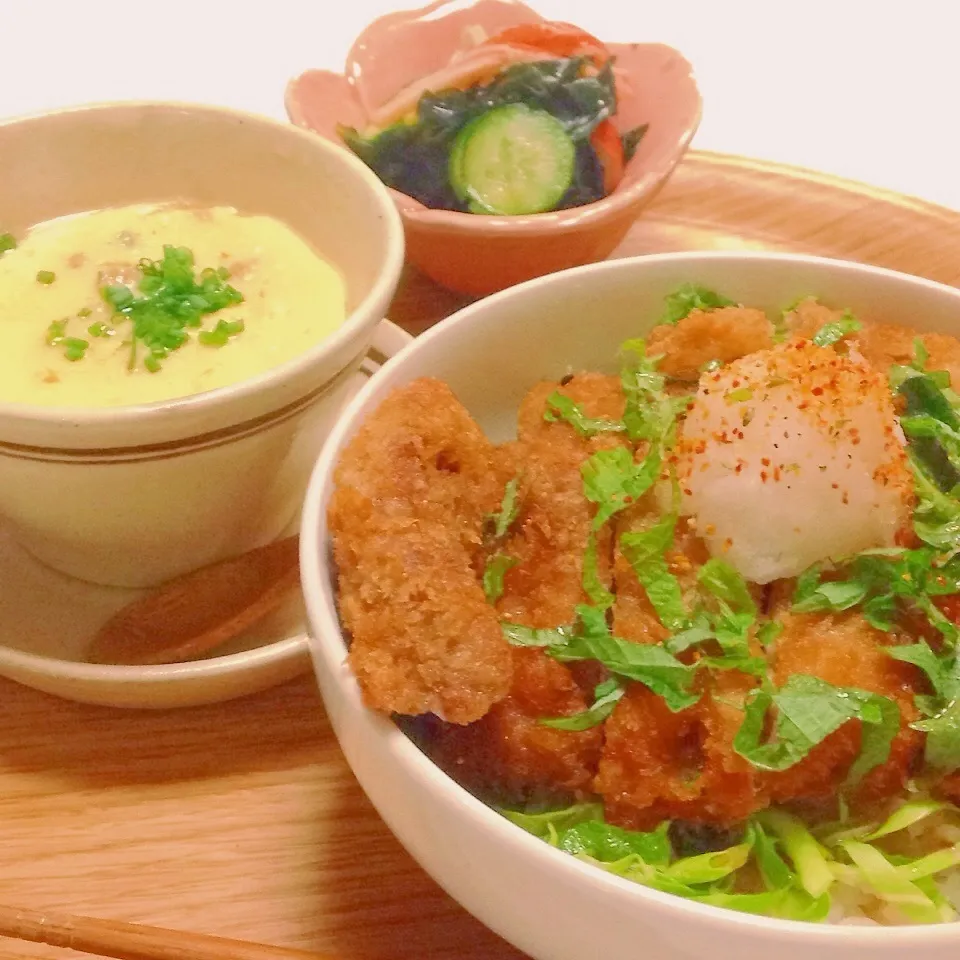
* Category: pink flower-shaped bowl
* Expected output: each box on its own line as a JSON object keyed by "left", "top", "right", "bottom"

{"left": 286, "top": 0, "right": 702, "bottom": 296}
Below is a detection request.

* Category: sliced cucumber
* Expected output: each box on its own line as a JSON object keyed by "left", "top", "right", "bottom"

{"left": 449, "top": 103, "right": 575, "bottom": 216}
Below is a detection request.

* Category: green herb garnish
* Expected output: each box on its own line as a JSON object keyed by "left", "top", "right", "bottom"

{"left": 198, "top": 317, "right": 245, "bottom": 347}
{"left": 544, "top": 391, "right": 626, "bottom": 437}
{"left": 619, "top": 339, "right": 691, "bottom": 444}
{"left": 0, "top": 233, "right": 16, "bottom": 255}
{"left": 504, "top": 603, "right": 699, "bottom": 713}
{"left": 45, "top": 319, "right": 67, "bottom": 346}
{"left": 734, "top": 674, "right": 900, "bottom": 782}
{"left": 660, "top": 283, "right": 736, "bottom": 326}
{"left": 486, "top": 477, "right": 521, "bottom": 542}
{"left": 62, "top": 337, "right": 89, "bottom": 362}
{"left": 621, "top": 512, "right": 687, "bottom": 631}
{"left": 96, "top": 245, "right": 244, "bottom": 372}
{"left": 482, "top": 477, "right": 523, "bottom": 604}
{"left": 483, "top": 553, "right": 519, "bottom": 604}
{"left": 811, "top": 310, "right": 860, "bottom": 347}
{"left": 792, "top": 547, "right": 960, "bottom": 645}
{"left": 540, "top": 677, "right": 625, "bottom": 730}
{"left": 36, "top": 270, "right": 56, "bottom": 285}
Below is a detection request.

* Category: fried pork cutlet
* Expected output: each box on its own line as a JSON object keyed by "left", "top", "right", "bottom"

{"left": 645, "top": 305, "right": 774, "bottom": 381}
{"left": 765, "top": 611, "right": 924, "bottom": 811}
{"left": 596, "top": 496, "right": 766, "bottom": 828}
{"left": 328, "top": 377, "right": 512, "bottom": 724}
{"left": 597, "top": 670, "right": 766, "bottom": 831}
{"left": 431, "top": 374, "right": 626, "bottom": 800}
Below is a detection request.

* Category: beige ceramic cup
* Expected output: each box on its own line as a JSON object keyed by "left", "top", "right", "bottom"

{"left": 0, "top": 102, "right": 404, "bottom": 588}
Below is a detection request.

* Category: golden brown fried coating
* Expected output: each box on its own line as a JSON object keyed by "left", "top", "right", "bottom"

{"left": 597, "top": 669, "right": 766, "bottom": 830}
{"left": 497, "top": 373, "right": 626, "bottom": 627}
{"left": 782, "top": 297, "right": 847, "bottom": 340}
{"left": 329, "top": 378, "right": 512, "bottom": 724}
{"left": 597, "top": 498, "right": 766, "bottom": 828}
{"left": 430, "top": 648, "right": 603, "bottom": 804}
{"left": 857, "top": 321, "right": 960, "bottom": 388}
{"left": 766, "top": 612, "right": 924, "bottom": 810}
{"left": 646, "top": 306, "right": 774, "bottom": 381}
{"left": 434, "top": 374, "right": 624, "bottom": 798}
{"left": 612, "top": 501, "right": 709, "bottom": 646}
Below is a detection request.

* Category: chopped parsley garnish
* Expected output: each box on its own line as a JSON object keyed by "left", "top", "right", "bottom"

{"left": 659, "top": 283, "right": 736, "bottom": 326}
{"left": 95, "top": 245, "right": 244, "bottom": 372}
{"left": 35, "top": 269, "right": 56, "bottom": 285}
{"left": 0, "top": 233, "right": 16, "bottom": 255}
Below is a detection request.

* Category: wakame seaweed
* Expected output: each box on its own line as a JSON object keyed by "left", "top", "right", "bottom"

{"left": 340, "top": 57, "right": 645, "bottom": 212}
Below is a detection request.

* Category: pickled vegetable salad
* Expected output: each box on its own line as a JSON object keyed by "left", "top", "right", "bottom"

{"left": 339, "top": 23, "right": 647, "bottom": 215}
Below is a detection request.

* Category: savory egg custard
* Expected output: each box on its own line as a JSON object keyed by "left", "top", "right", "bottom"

{"left": 0, "top": 204, "right": 346, "bottom": 407}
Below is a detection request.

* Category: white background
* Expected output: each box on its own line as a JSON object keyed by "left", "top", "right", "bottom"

{"left": 2, "top": 0, "right": 959, "bottom": 208}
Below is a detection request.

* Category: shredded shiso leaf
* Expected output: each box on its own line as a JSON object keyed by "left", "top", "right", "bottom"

{"left": 488, "top": 289, "right": 960, "bottom": 924}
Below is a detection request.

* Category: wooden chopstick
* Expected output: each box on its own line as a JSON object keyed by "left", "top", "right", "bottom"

{"left": 0, "top": 903, "right": 333, "bottom": 960}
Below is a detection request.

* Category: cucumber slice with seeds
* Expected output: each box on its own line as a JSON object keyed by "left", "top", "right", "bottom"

{"left": 449, "top": 104, "right": 575, "bottom": 216}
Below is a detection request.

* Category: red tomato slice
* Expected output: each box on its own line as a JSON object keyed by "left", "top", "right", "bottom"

{"left": 590, "top": 119, "right": 625, "bottom": 194}
{"left": 483, "top": 22, "right": 611, "bottom": 66}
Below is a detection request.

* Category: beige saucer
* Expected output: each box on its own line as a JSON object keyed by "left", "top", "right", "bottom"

{"left": 0, "top": 319, "right": 411, "bottom": 709}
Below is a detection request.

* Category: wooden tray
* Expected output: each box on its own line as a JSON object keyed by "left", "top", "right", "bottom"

{"left": 4, "top": 151, "right": 960, "bottom": 960}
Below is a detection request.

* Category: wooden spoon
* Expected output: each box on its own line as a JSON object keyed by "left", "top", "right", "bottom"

{"left": 86, "top": 536, "right": 301, "bottom": 666}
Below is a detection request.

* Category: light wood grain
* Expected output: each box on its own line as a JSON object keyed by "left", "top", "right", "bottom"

{"left": 3, "top": 151, "right": 960, "bottom": 960}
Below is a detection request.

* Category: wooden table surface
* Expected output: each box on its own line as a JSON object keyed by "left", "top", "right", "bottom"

{"left": 4, "top": 151, "right": 960, "bottom": 960}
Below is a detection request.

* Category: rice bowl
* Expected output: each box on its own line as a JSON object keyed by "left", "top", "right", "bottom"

{"left": 301, "top": 252, "right": 960, "bottom": 960}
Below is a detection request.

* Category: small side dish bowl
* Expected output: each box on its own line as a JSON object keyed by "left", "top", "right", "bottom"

{"left": 286, "top": 0, "right": 701, "bottom": 296}
{"left": 0, "top": 101, "right": 404, "bottom": 589}
{"left": 301, "top": 252, "right": 960, "bottom": 960}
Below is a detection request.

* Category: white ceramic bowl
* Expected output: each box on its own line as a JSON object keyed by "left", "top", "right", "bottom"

{"left": 301, "top": 252, "right": 960, "bottom": 960}
{"left": 0, "top": 101, "right": 404, "bottom": 588}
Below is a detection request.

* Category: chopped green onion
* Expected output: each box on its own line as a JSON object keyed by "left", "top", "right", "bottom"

{"left": 35, "top": 270, "right": 56, "bottom": 284}
{"left": 0, "top": 233, "right": 16, "bottom": 255}
{"left": 45, "top": 319, "right": 67, "bottom": 346}
{"left": 62, "top": 337, "right": 88, "bottom": 362}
